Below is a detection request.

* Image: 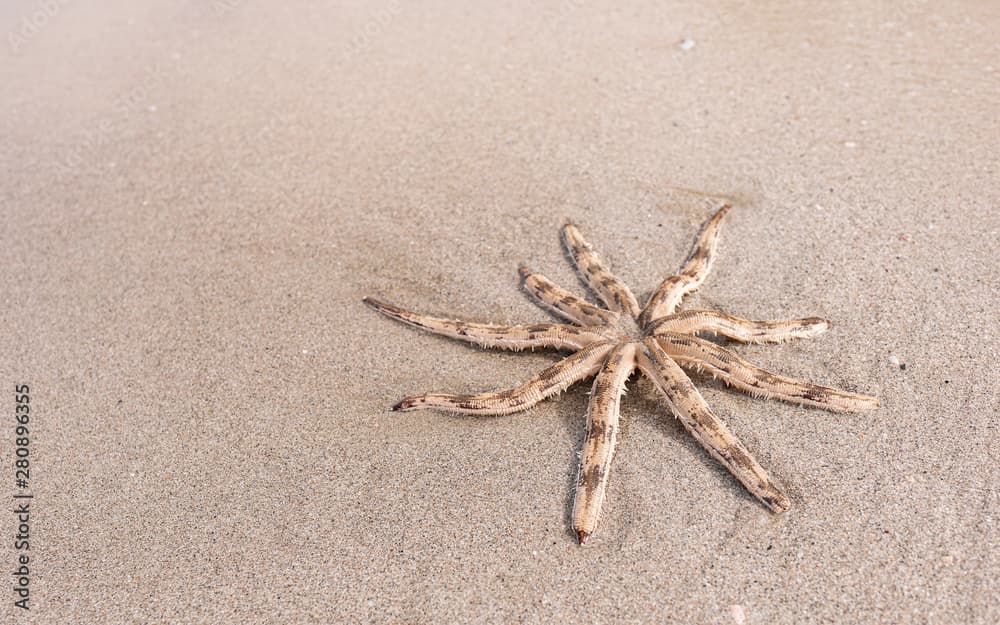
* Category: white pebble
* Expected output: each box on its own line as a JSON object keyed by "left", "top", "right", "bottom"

{"left": 679, "top": 38, "right": 696, "bottom": 51}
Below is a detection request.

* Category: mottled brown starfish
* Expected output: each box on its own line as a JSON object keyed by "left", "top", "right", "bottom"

{"left": 364, "top": 205, "right": 878, "bottom": 544}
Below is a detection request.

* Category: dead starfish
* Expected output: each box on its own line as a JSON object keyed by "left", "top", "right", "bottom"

{"left": 364, "top": 205, "right": 879, "bottom": 544}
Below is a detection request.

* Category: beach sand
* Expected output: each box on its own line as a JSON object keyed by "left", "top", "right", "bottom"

{"left": 2, "top": 1, "right": 998, "bottom": 623}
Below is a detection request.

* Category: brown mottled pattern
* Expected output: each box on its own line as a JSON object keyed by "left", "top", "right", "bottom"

{"left": 638, "top": 337, "right": 790, "bottom": 512}
{"left": 639, "top": 204, "right": 731, "bottom": 325}
{"left": 561, "top": 223, "right": 641, "bottom": 317}
{"left": 366, "top": 204, "right": 878, "bottom": 543}
{"left": 572, "top": 343, "right": 637, "bottom": 542}
{"left": 519, "top": 265, "right": 616, "bottom": 326}
{"left": 392, "top": 342, "right": 614, "bottom": 415}
{"left": 655, "top": 332, "right": 879, "bottom": 412}
{"left": 363, "top": 297, "right": 604, "bottom": 351}
{"left": 650, "top": 309, "right": 831, "bottom": 344}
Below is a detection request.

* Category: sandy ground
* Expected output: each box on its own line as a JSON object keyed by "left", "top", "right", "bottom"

{"left": 2, "top": 1, "right": 998, "bottom": 623}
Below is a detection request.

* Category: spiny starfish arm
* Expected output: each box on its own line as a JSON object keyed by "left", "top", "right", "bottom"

{"left": 363, "top": 297, "right": 604, "bottom": 351}
{"left": 650, "top": 309, "right": 830, "bottom": 344}
{"left": 518, "top": 265, "right": 616, "bottom": 326}
{"left": 561, "top": 223, "right": 641, "bottom": 317}
{"left": 638, "top": 337, "right": 790, "bottom": 513}
{"left": 655, "top": 333, "right": 880, "bottom": 412}
{"left": 572, "top": 343, "right": 637, "bottom": 544}
{"left": 391, "top": 342, "right": 615, "bottom": 415}
{"left": 639, "top": 204, "right": 731, "bottom": 325}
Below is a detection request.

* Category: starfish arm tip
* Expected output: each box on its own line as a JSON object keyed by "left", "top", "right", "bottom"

{"left": 391, "top": 398, "right": 417, "bottom": 411}
{"left": 846, "top": 394, "right": 880, "bottom": 411}
{"left": 765, "top": 492, "right": 791, "bottom": 513}
{"left": 362, "top": 296, "right": 387, "bottom": 311}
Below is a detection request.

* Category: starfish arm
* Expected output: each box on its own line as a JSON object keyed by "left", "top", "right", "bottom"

{"left": 650, "top": 309, "right": 830, "bottom": 344}
{"left": 638, "top": 337, "right": 790, "bottom": 512}
{"left": 392, "top": 342, "right": 614, "bottom": 414}
{"left": 561, "top": 223, "right": 641, "bottom": 317}
{"left": 572, "top": 343, "right": 637, "bottom": 544}
{"left": 639, "top": 204, "right": 731, "bottom": 325}
{"left": 655, "top": 333, "right": 880, "bottom": 411}
{"left": 518, "top": 265, "right": 616, "bottom": 326}
{"left": 363, "top": 297, "right": 604, "bottom": 351}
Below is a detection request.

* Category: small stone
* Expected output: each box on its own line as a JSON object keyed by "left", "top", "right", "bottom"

{"left": 679, "top": 38, "right": 696, "bottom": 51}
{"left": 887, "top": 355, "right": 900, "bottom": 366}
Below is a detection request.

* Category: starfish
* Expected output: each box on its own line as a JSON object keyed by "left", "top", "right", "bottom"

{"left": 363, "top": 205, "right": 879, "bottom": 544}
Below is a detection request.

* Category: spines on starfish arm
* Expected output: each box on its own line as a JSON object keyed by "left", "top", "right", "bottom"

{"left": 517, "top": 264, "right": 616, "bottom": 326}
{"left": 390, "top": 341, "right": 614, "bottom": 415}
{"left": 649, "top": 310, "right": 831, "bottom": 344}
{"left": 638, "top": 337, "right": 791, "bottom": 513}
{"left": 639, "top": 203, "right": 732, "bottom": 324}
{"left": 655, "top": 332, "right": 880, "bottom": 411}
{"left": 362, "top": 296, "right": 604, "bottom": 351}
{"left": 560, "top": 222, "right": 642, "bottom": 317}
{"left": 572, "top": 342, "right": 637, "bottom": 543}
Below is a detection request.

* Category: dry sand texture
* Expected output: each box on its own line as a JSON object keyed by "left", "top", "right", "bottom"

{"left": 2, "top": 1, "right": 999, "bottom": 623}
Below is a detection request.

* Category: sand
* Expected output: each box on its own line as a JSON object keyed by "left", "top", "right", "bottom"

{"left": 2, "top": 1, "right": 998, "bottom": 623}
